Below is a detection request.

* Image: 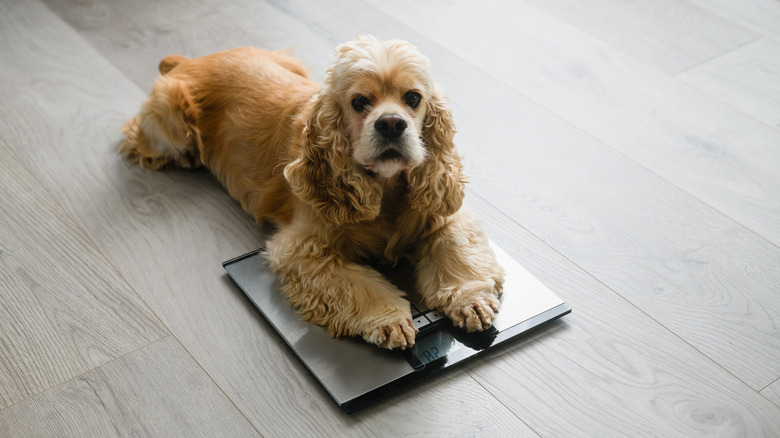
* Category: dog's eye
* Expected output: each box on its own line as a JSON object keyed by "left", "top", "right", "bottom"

{"left": 351, "top": 95, "right": 371, "bottom": 112}
{"left": 403, "top": 91, "right": 421, "bottom": 109}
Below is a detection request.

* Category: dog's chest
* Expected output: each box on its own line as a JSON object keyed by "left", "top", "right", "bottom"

{"left": 340, "top": 178, "right": 425, "bottom": 261}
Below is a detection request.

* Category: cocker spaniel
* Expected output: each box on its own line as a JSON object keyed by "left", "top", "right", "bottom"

{"left": 120, "top": 36, "right": 505, "bottom": 349}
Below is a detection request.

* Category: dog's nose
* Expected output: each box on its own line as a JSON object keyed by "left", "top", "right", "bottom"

{"left": 374, "top": 114, "right": 407, "bottom": 140}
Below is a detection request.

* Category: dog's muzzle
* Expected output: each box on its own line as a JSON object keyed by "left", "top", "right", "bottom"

{"left": 372, "top": 113, "right": 414, "bottom": 163}
{"left": 360, "top": 112, "right": 424, "bottom": 177}
{"left": 374, "top": 114, "right": 407, "bottom": 141}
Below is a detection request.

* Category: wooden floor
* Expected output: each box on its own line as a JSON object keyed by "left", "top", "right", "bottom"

{"left": 1, "top": 0, "right": 779, "bottom": 436}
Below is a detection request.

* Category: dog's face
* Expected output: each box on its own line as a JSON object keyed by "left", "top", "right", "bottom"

{"left": 286, "top": 36, "right": 465, "bottom": 225}
{"left": 331, "top": 37, "right": 433, "bottom": 178}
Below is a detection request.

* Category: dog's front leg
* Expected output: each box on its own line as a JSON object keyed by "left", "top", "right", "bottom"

{"left": 413, "top": 209, "right": 506, "bottom": 332}
{"left": 266, "top": 231, "right": 417, "bottom": 349}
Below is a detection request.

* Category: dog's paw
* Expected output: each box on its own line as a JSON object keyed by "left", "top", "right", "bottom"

{"left": 447, "top": 295, "right": 500, "bottom": 332}
{"left": 364, "top": 317, "right": 417, "bottom": 350}
{"left": 119, "top": 143, "right": 171, "bottom": 171}
{"left": 137, "top": 155, "right": 173, "bottom": 170}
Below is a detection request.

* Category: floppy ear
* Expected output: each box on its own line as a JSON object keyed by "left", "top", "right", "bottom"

{"left": 284, "top": 91, "right": 383, "bottom": 225}
{"left": 407, "top": 86, "right": 467, "bottom": 216}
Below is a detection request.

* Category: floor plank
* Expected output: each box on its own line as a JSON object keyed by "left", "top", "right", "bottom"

{"left": 0, "top": 337, "right": 259, "bottom": 438}
{"left": 353, "top": 369, "right": 538, "bottom": 437}
{"left": 465, "top": 194, "right": 780, "bottom": 437}
{"left": 2, "top": 0, "right": 537, "bottom": 435}
{"left": 440, "top": 48, "right": 780, "bottom": 392}
{"left": 685, "top": 0, "right": 780, "bottom": 38}
{"left": 523, "top": 0, "right": 758, "bottom": 74}
{"left": 445, "top": 63, "right": 780, "bottom": 432}
{"left": 41, "top": 0, "right": 262, "bottom": 92}
{"left": 0, "top": 137, "right": 167, "bottom": 410}
{"left": 761, "top": 379, "right": 780, "bottom": 407}
{"left": 458, "top": 92, "right": 780, "bottom": 391}
{"left": 678, "top": 37, "right": 780, "bottom": 129}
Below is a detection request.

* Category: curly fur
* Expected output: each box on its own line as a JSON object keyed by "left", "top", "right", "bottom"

{"left": 119, "top": 36, "right": 505, "bottom": 349}
{"left": 284, "top": 92, "right": 384, "bottom": 225}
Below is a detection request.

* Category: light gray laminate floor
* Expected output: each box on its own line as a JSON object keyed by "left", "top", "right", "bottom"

{"left": 1, "top": 0, "right": 779, "bottom": 436}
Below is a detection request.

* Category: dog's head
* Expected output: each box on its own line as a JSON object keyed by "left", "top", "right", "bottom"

{"left": 334, "top": 37, "right": 429, "bottom": 178}
{"left": 285, "top": 35, "right": 466, "bottom": 225}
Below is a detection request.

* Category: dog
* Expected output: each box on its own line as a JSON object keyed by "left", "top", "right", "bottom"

{"left": 120, "top": 35, "right": 505, "bottom": 349}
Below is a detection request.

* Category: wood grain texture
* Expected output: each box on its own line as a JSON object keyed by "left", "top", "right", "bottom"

{"left": 523, "top": 0, "right": 758, "bottom": 74}
{"left": 761, "top": 379, "right": 780, "bottom": 407}
{"left": 0, "top": 137, "right": 167, "bottom": 410}
{"left": 0, "top": 337, "right": 259, "bottom": 438}
{"left": 465, "top": 194, "right": 780, "bottom": 437}
{"left": 40, "top": 0, "right": 262, "bottom": 92}
{"left": 686, "top": 0, "right": 780, "bottom": 38}
{"left": 367, "top": 0, "right": 780, "bottom": 266}
{"left": 2, "top": 1, "right": 537, "bottom": 436}
{"left": 446, "top": 65, "right": 780, "bottom": 432}
{"left": 352, "top": 369, "right": 538, "bottom": 438}
{"left": 678, "top": 37, "right": 780, "bottom": 129}
{"left": 431, "top": 51, "right": 780, "bottom": 392}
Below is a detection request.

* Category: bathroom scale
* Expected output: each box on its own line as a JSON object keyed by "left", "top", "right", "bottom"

{"left": 223, "top": 241, "right": 570, "bottom": 412}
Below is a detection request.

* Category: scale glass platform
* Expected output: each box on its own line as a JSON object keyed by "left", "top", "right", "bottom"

{"left": 223, "top": 241, "right": 570, "bottom": 412}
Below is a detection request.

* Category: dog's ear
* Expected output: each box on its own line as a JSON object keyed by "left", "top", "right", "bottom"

{"left": 407, "top": 86, "right": 467, "bottom": 216}
{"left": 284, "top": 91, "right": 383, "bottom": 225}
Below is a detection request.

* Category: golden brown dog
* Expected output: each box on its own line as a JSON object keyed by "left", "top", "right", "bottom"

{"left": 120, "top": 35, "right": 505, "bottom": 349}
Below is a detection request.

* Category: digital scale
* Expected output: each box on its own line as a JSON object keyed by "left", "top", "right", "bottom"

{"left": 223, "top": 241, "right": 570, "bottom": 412}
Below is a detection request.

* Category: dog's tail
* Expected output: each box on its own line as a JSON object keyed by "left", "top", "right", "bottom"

{"left": 158, "top": 54, "right": 190, "bottom": 75}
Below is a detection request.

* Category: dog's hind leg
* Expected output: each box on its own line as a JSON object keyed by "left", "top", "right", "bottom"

{"left": 119, "top": 75, "right": 201, "bottom": 170}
